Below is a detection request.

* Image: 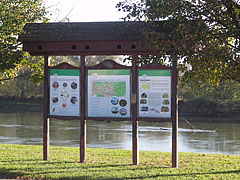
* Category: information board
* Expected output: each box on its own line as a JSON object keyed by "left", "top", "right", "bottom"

{"left": 138, "top": 70, "right": 171, "bottom": 118}
{"left": 88, "top": 69, "right": 131, "bottom": 118}
{"left": 49, "top": 69, "right": 80, "bottom": 116}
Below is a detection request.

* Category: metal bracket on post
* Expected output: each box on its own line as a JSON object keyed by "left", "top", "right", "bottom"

{"left": 43, "top": 55, "right": 50, "bottom": 161}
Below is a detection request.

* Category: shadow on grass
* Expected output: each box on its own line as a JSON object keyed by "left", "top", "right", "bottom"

{"left": 149, "top": 169, "right": 240, "bottom": 179}
{"left": 94, "top": 169, "right": 240, "bottom": 180}
{"left": 29, "top": 169, "right": 240, "bottom": 180}
{"left": 1, "top": 160, "right": 239, "bottom": 180}
{"left": 0, "top": 167, "right": 91, "bottom": 180}
{"left": 0, "top": 161, "right": 170, "bottom": 180}
{"left": 0, "top": 168, "right": 23, "bottom": 179}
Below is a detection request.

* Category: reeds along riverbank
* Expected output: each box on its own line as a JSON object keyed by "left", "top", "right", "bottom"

{"left": 0, "top": 144, "right": 240, "bottom": 180}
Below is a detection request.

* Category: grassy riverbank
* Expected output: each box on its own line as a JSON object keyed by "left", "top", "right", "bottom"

{"left": 0, "top": 144, "right": 239, "bottom": 180}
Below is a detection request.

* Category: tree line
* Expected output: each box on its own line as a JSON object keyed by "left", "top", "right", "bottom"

{"left": 0, "top": 56, "right": 239, "bottom": 116}
{"left": 0, "top": 0, "right": 239, "bottom": 116}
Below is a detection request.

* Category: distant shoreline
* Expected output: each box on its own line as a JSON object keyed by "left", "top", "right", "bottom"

{"left": 0, "top": 96, "right": 239, "bottom": 122}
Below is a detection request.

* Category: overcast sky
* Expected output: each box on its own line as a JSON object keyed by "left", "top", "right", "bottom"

{"left": 44, "top": 0, "right": 126, "bottom": 22}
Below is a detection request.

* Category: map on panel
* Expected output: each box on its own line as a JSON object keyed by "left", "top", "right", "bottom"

{"left": 92, "top": 82, "right": 126, "bottom": 97}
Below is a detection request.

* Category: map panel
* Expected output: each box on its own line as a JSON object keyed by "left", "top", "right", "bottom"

{"left": 92, "top": 82, "right": 126, "bottom": 97}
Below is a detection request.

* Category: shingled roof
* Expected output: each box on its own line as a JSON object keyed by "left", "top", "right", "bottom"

{"left": 19, "top": 21, "right": 171, "bottom": 42}
{"left": 19, "top": 21, "right": 172, "bottom": 55}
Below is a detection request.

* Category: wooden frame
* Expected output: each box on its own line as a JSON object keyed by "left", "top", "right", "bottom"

{"left": 42, "top": 58, "right": 178, "bottom": 167}
{"left": 21, "top": 21, "right": 178, "bottom": 168}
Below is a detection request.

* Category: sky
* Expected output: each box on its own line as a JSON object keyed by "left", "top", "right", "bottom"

{"left": 44, "top": 0, "right": 126, "bottom": 22}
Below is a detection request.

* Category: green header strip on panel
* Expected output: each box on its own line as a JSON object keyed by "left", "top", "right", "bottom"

{"left": 50, "top": 69, "right": 80, "bottom": 76}
{"left": 139, "top": 70, "right": 171, "bottom": 76}
{"left": 88, "top": 69, "right": 130, "bottom": 75}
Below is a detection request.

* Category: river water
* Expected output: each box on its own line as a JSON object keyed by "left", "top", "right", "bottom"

{"left": 0, "top": 112, "right": 239, "bottom": 155}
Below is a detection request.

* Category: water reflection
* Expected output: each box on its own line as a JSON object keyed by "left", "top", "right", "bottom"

{"left": 0, "top": 112, "right": 239, "bottom": 155}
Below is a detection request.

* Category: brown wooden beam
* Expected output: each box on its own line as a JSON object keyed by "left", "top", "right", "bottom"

{"left": 23, "top": 40, "right": 159, "bottom": 56}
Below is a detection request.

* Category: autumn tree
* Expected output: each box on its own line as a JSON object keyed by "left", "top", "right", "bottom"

{"left": 0, "top": 0, "right": 48, "bottom": 82}
{"left": 117, "top": 0, "right": 240, "bottom": 87}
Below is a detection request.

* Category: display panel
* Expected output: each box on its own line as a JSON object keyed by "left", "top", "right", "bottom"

{"left": 88, "top": 69, "right": 130, "bottom": 118}
{"left": 49, "top": 69, "right": 80, "bottom": 116}
{"left": 138, "top": 70, "right": 171, "bottom": 118}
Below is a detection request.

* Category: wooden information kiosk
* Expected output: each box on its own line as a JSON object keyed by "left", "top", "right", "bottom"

{"left": 19, "top": 21, "right": 178, "bottom": 167}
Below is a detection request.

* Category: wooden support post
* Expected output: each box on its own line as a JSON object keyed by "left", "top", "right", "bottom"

{"left": 80, "top": 55, "right": 86, "bottom": 163}
{"left": 132, "top": 55, "right": 139, "bottom": 165}
{"left": 172, "top": 55, "right": 178, "bottom": 168}
{"left": 80, "top": 119, "right": 86, "bottom": 162}
{"left": 43, "top": 55, "right": 50, "bottom": 161}
{"left": 132, "top": 121, "right": 139, "bottom": 165}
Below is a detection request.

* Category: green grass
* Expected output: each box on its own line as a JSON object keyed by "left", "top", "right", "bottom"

{"left": 0, "top": 144, "right": 239, "bottom": 180}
